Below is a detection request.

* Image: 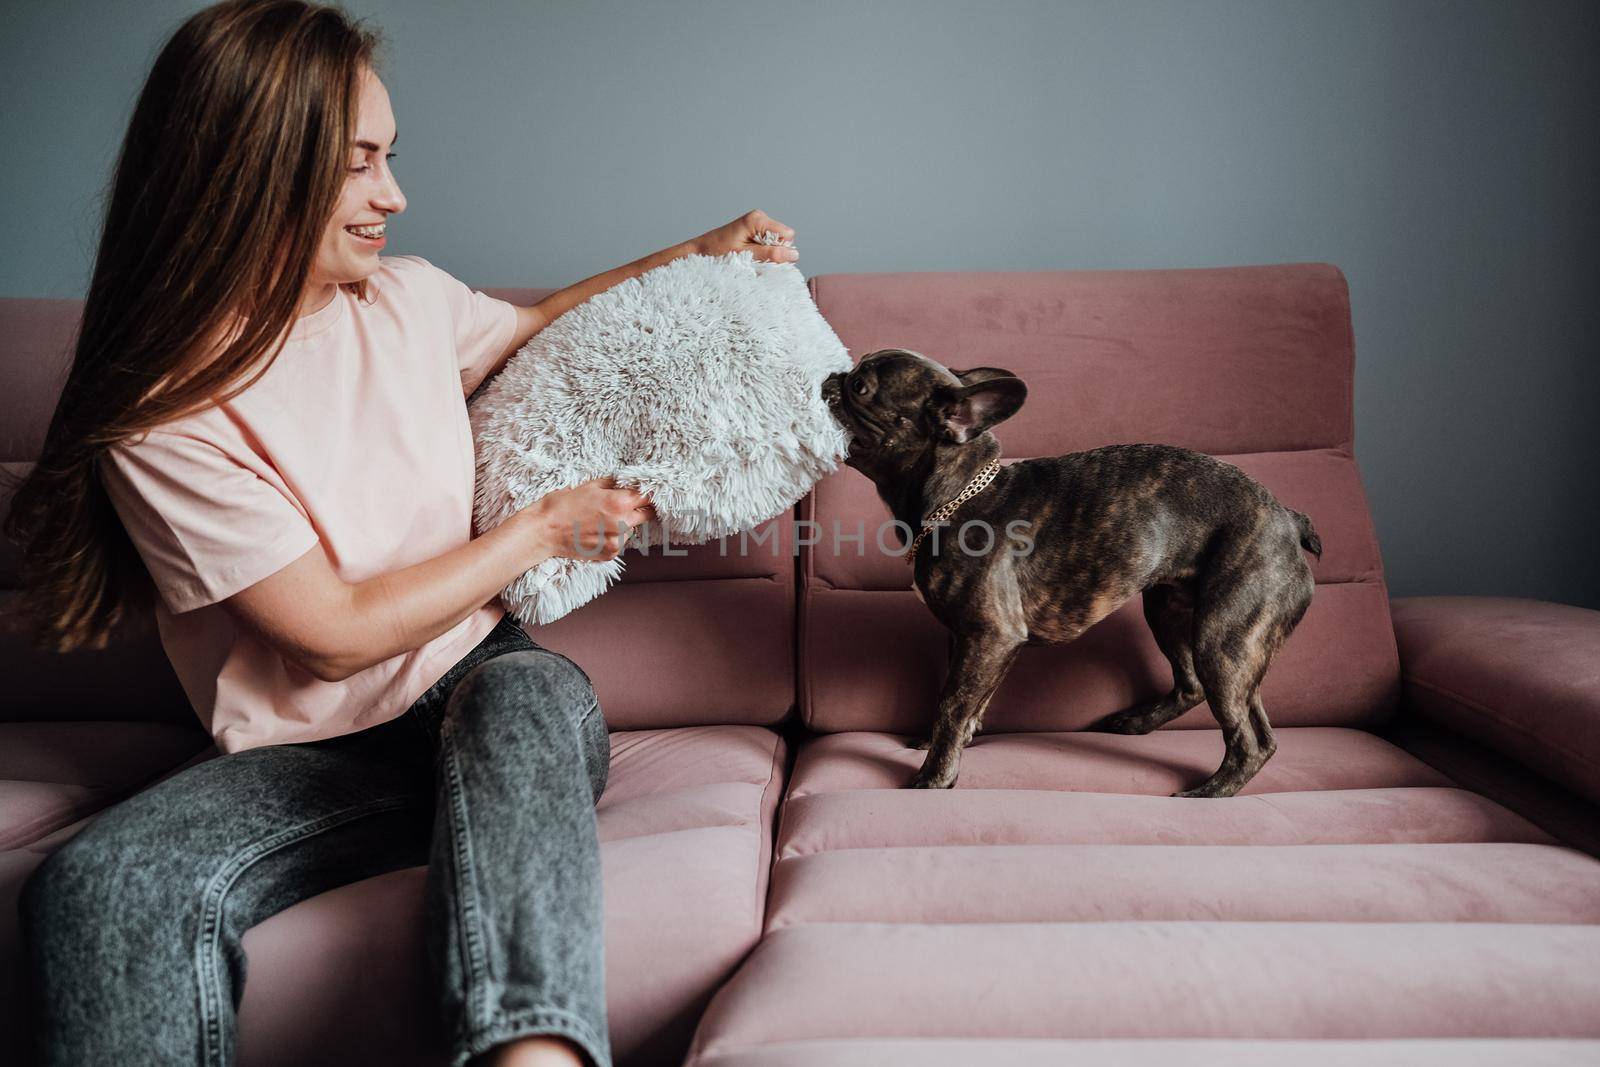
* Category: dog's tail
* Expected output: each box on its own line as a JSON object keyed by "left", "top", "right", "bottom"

{"left": 1288, "top": 508, "right": 1323, "bottom": 559}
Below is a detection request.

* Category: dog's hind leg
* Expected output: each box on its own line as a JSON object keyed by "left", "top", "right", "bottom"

{"left": 1175, "top": 655, "right": 1263, "bottom": 799}
{"left": 1247, "top": 688, "right": 1277, "bottom": 763}
{"left": 1088, "top": 583, "right": 1205, "bottom": 735}
{"left": 1235, "top": 564, "right": 1311, "bottom": 764}
{"left": 1174, "top": 534, "right": 1284, "bottom": 798}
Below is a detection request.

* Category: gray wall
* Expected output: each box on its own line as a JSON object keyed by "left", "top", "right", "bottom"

{"left": 4, "top": 0, "right": 1597, "bottom": 608}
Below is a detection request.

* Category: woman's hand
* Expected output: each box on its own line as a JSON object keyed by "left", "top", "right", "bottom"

{"left": 519, "top": 476, "right": 657, "bottom": 563}
{"left": 689, "top": 210, "right": 799, "bottom": 263}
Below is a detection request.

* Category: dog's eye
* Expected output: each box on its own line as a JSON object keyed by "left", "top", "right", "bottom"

{"left": 852, "top": 378, "right": 869, "bottom": 395}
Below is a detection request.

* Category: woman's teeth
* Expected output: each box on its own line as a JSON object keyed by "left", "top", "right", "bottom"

{"left": 345, "top": 223, "right": 385, "bottom": 239}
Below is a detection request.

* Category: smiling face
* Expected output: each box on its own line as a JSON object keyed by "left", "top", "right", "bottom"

{"left": 300, "top": 67, "right": 405, "bottom": 311}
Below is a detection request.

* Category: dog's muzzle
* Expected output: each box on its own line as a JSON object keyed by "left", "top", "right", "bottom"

{"left": 821, "top": 373, "right": 844, "bottom": 408}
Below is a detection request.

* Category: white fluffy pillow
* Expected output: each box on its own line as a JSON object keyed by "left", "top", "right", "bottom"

{"left": 468, "top": 249, "right": 851, "bottom": 625}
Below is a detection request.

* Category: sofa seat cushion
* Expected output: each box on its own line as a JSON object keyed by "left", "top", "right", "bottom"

{"left": 774, "top": 727, "right": 1555, "bottom": 854}
{"left": 0, "top": 721, "right": 212, "bottom": 850}
{"left": 768, "top": 841, "right": 1600, "bottom": 927}
{"left": 688, "top": 923, "right": 1600, "bottom": 1054}
{"left": 783, "top": 725, "right": 1452, "bottom": 798}
{"left": 685, "top": 726, "right": 1600, "bottom": 1063}
{"left": 690, "top": 1038, "right": 1600, "bottom": 1067}
{"left": 0, "top": 725, "right": 786, "bottom": 1067}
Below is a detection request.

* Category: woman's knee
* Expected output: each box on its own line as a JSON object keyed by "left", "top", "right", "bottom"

{"left": 446, "top": 650, "right": 608, "bottom": 794}
{"left": 21, "top": 783, "right": 234, "bottom": 950}
{"left": 448, "top": 649, "right": 598, "bottom": 734}
{"left": 20, "top": 830, "right": 132, "bottom": 954}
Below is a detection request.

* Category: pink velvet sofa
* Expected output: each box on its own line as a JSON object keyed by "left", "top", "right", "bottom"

{"left": 3, "top": 264, "right": 1598, "bottom": 1066}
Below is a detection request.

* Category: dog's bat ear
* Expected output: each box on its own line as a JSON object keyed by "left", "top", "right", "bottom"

{"left": 934, "top": 376, "right": 1027, "bottom": 444}
{"left": 950, "top": 366, "right": 1018, "bottom": 387}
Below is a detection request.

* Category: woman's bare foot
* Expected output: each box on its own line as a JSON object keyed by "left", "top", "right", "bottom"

{"left": 478, "top": 1034, "right": 589, "bottom": 1067}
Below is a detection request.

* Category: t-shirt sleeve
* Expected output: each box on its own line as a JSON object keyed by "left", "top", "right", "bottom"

{"left": 404, "top": 256, "right": 520, "bottom": 396}
{"left": 99, "top": 429, "right": 321, "bottom": 614}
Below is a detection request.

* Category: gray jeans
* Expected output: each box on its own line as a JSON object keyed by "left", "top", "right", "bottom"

{"left": 19, "top": 613, "right": 611, "bottom": 1067}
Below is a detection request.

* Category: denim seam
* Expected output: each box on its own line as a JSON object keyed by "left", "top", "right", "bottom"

{"left": 193, "top": 794, "right": 416, "bottom": 1066}
{"left": 541, "top": 646, "right": 596, "bottom": 691}
{"left": 578, "top": 699, "right": 606, "bottom": 798}
{"left": 438, "top": 715, "right": 493, "bottom": 1028}
{"left": 450, "top": 1006, "right": 609, "bottom": 1067}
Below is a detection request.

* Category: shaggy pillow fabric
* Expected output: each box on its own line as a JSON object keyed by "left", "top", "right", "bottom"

{"left": 468, "top": 247, "right": 851, "bottom": 625}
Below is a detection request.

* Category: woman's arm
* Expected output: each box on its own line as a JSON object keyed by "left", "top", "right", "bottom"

{"left": 482, "top": 210, "right": 801, "bottom": 383}
{"left": 494, "top": 241, "right": 693, "bottom": 370}
{"left": 223, "top": 478, "right": 652, "bottom": 683}
{"left": 236, "top": 506, "right": 541, "bottom": 683}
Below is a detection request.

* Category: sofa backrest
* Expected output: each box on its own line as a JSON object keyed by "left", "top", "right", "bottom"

{"left": 798, "top": 264, "right": 1401, "bottom": 734}
{"left": 3, "top": 264, "right": 1401, "bottom": 736}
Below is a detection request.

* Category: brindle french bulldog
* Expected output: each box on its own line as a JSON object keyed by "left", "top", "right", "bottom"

{"left": 820, "top": 349, "right": 1322, "bottom": 798}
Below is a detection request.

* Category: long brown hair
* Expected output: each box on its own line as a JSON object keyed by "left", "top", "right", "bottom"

{"left": 2, "top": 0, "right": 380, "bottom": 652}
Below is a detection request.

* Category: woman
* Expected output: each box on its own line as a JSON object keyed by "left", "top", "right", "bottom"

{"left": 2, "top": 2, "right": 798, "bottom": 1065}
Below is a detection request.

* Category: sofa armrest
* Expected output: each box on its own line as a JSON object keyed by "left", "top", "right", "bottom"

{"left": 1391, "top": 595, "right": 1600, "bottom": 805}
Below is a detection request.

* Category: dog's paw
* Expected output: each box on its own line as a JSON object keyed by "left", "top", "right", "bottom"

{"left": 1090, "top": 709, "right": 1159, "bottom": 735}
{"left": 908, "top": 766, "right": 956, "bottom": 789}
{"left": 1172, "top": 779, "right": 1242, "bottom": 799}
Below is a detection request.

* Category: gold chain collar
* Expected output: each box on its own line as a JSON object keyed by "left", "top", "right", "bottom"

{"left": 903, "top": 458, "right": 1002, "bottom": 565}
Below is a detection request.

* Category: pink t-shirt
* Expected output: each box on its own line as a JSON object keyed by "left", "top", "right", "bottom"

{"left": 99, "top": 255, "right": 520, "bottom": 753}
